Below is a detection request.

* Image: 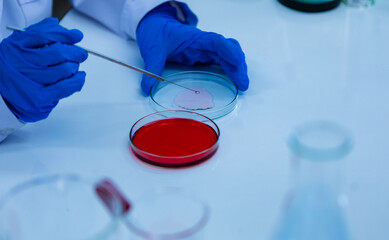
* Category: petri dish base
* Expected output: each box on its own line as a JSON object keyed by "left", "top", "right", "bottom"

{"left": 0, "top": 174, "right": 122, "bottom": 240}
{"left": 150, "top": 71, "right": 238, "bottom": 120}
{"left": 129, "top": 111, "right": 220, "bottom": 168}
{"left": 125, "top": 188, "right": 210, "bottom": 239}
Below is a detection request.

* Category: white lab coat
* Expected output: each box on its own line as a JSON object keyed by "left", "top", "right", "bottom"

{"left": 0, "top": 0, "right": 191, "bottom": 142}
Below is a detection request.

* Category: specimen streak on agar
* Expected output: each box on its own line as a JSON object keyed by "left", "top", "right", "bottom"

{"left": 131, "top": 118, "right": 218, "bottom": 167}
{"left": 174, "top": 87, "right": 214, "bottom": 111}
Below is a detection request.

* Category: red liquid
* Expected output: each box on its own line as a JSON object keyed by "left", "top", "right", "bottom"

{"left": 131, "top": 118, "right": 218, "bottom": 168}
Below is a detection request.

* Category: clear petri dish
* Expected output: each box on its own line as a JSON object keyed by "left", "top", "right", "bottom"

{"left": 129, "top": 110, "right": 220, "bottom": 168}
{"left": 125, "top": 188, "right": 210, "bottom": 240}
{"left": 0, "top": 174, "right": 124, "bottom": 240}
{"left": 150, "top": 71, "right": 238, "bottom": 119}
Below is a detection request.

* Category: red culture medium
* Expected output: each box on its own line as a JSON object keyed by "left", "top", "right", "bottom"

{"left": 131, "top": 118, "right": 219, "bottom": 168}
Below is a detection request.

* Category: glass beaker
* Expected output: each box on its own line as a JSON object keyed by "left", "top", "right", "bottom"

{"left": 0, "top": 174, "right": 125, "bottom": 240}
{"left": 125, "top": 188, "right": 210, "bottom": 240}
{"left": 273, "top": 121, "right": 354, "bottom": 240}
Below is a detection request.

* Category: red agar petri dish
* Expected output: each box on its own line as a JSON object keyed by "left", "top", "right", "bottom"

{"left": 129, "top": 111, "right": 220, "bottom": 168}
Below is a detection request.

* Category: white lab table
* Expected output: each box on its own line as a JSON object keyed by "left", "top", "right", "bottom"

{"left": 1, "top": 0, "right": 389, "bottom": 239}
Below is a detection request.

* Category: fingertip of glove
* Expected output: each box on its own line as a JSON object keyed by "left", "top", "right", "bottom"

{"left": 78, "top": 70, "right": 87, "bottom": 80}
{"left": 141, "top": 76, "right": 157, "bottom": 96}
{"left": 71, "top": 71, "right": 86, "bottom": 86}
{"left": 78, "top": 47, "right": 89, "bottom": 63}
{"left": 237, "top": 73, "right": 249, "bottom": 91}
{"left": 78, "top": 70, "right": 87, "bottom": 78}
{"left": 68, "top": 29, "right": 84, "bottom": 43}
{"left": 239, "top": 81, "right": 249, "bottom": 92}
{"left": 71, "top": 71, "right": 87, "bottom": 92}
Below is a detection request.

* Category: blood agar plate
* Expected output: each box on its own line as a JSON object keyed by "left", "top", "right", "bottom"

{"left": 150, "top": 71, "right": 238, "bottom": 119}
{"left": 129, "top": 111, "right": 220, "bottom": 168}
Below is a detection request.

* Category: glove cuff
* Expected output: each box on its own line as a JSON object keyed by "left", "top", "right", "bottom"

{"left": 136, "top": 1, "right": 198, "bottom": 38}
{"left": 169, "top": 2, "right": 198, "bottom": 26}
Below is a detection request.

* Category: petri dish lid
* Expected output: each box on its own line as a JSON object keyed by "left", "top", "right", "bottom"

{"left": 125, "top": 188, "right": 210, "bottom": 239}
{"left": 150, "top": 71, "right": 238, "bottom": 120}
{"left": 0, "top": 174, "right": 121, "bottom": 240}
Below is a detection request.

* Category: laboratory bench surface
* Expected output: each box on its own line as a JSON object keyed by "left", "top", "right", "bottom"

{"left": 1, "top": 0, "right": 389, "bottom": 239}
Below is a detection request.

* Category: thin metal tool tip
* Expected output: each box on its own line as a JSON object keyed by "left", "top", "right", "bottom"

{"left": 7, "top": 25, "right": 24, "bottom": 31}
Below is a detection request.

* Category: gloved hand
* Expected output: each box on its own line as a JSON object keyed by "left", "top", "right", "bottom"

{"left": 136, "top": 2, "right": 249, "bottom": 95}
{"left": 0, "top": 17, "right": 88, "bottom": 122}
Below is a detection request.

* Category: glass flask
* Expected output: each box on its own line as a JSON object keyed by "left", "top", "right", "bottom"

{"left": 273, "top": 121, "right": 354, "bottom": 240}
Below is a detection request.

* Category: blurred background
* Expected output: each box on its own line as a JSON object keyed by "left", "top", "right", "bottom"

{"left": 53, "top": 0, "right": 71, "bottom": 19}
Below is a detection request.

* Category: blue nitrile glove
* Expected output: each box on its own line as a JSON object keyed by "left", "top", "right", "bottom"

{"left": 0, "top": 17, "right": 88, "bottom": 122}
{"left": 136, "top": 2, "right": 249, "bottom": 95}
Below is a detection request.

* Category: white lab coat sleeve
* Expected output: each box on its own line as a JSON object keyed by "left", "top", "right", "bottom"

{"left": 16, "top": 0, "right": 52, "bottom": 26}
{"left": 69, "top": 0, "right": 193, "bottom": 40}
{"left": 0, "top": 95, "right": 24, "bottom": 143}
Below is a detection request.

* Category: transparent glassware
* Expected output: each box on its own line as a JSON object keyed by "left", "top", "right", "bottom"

{"left": 129, "top": 110, "right": 220, "bottom": 168}
{"left": 150, "top": 71, "right": 238, "bottom": 120}
{"left": 273, "top": 121, "right": 354, "bottom": 240}
{"left": 125, "top": 188, "right": 210, "bottom": 240}
{"left": 0, "top": 174, "right": 124, "bottom": 240}
{"left": 342, "top": 0, "right": 374, "bottom": 7}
